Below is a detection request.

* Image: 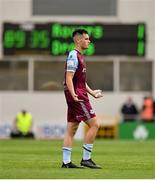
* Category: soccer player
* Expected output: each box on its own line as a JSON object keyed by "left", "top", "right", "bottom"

{"left": 62, "top": 29, "right": 103, "bottom": 168}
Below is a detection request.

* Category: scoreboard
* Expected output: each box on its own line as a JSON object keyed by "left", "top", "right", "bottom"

{"left": 2, "top": 22, "right": 146, "bottom": 56}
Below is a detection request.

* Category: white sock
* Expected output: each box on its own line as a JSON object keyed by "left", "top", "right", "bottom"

{"left": 83, "top": 144, "right": 93, "bottom": 160}
{"left": 63, "top": 147, "right": 72, "bottom": 164}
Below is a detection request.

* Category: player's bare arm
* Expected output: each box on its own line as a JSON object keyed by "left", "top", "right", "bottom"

{"left": 86, "top": 83, "right": 96, "bottom": 97}
{"left": 86, "top": 83, "right": 103, "bottom": 98}
{"left": 66, "top": 72, "right": 83, "bottom": 102}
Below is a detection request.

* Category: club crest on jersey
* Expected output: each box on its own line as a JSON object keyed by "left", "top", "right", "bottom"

{"left": 82, "top": 68, "right": 86, "bottom": 72}
{"left": 90, "top": 109, "right": 95, "bottom": 114}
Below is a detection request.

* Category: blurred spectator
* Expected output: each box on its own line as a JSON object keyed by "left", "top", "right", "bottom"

{"left": 10, "top": 110, "right": 34, "bottom": 138}
{"left": 153, "top": 100, "right": 155, "bottom": 121}
{"left": 121, "top": 97, "right": 139, "bottom": 122}
{"left": 141, "top": 96, "right": 154, "bottom": 122}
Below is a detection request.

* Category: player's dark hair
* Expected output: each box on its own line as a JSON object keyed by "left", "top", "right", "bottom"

{"left": 72, "top": 29, "right": 88, "bottom": 38}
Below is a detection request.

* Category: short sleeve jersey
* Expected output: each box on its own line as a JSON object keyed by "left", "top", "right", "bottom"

{"left": 64, "top": 49, "right": 89, "bottom": 102}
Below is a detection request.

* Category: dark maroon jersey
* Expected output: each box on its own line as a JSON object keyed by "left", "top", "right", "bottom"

{"left": 64, "top": 49, "right": 89, "bottom": 103}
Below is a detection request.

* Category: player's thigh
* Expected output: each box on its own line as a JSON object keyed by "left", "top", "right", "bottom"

{"left": 85, "top": 117, "right": 100, "bottom": 129}
{"left": 66, "top": 122, "right": 79, "bottom": 135}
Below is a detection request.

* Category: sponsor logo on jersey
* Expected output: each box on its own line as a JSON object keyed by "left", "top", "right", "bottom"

{"left": 67, "top": 60, "right": 74, "bottom": 66}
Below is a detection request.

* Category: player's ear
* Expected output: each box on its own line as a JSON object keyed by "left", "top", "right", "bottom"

{"left": 76, "top": 35, "right": 83, "bottom": 43}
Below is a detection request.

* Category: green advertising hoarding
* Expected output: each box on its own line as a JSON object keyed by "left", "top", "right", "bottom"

{"left": 119, "top": 122, "right": 155, "bottom": 140}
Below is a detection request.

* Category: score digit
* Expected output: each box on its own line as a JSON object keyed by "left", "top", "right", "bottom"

{"left": 3, "top": 30, "right": 25, "bottom": 48}
{"left": 30, "top": 30, "right": 49, "bottom": 48}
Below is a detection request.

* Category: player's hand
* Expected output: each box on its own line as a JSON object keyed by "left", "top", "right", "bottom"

{"left": 73, "top": 94, "right": 84, "bottom": 102}
{"left": 93, "top": 89, "right": 103, "bottom": 98}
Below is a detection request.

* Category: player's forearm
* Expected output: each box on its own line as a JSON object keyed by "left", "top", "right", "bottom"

{"left": 66, "top": 76, "right": 76, "bottom": 98}
{"left": 86, "top": 83, "right": 95, "bottom": 97}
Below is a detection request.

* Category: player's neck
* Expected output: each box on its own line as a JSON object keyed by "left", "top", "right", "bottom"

{"left": 75, "top": 46, "right": 83, "bottom": 54}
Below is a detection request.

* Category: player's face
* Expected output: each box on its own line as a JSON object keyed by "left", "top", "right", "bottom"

{"left": 80, "top": 33, "right": 90, "bottom": 50}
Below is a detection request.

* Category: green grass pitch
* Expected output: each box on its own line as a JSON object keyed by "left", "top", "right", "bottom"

{"left": 0, "top": 139, "right": 155, "bottom": 179}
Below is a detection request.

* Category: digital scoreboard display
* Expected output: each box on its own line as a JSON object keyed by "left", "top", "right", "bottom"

{"left": 2, "top": 22, "right": 146, "bottom": 56}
